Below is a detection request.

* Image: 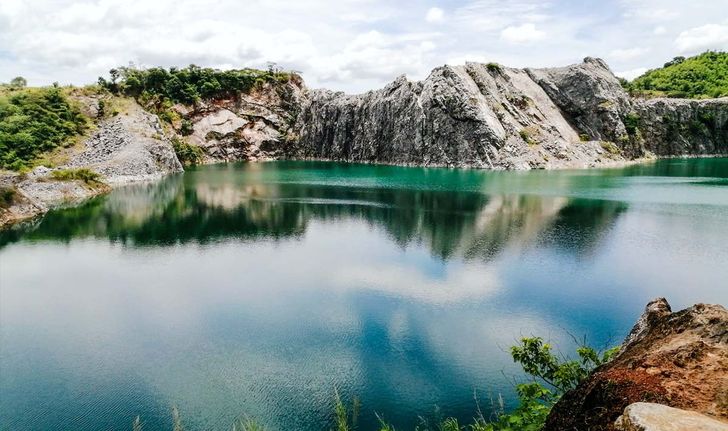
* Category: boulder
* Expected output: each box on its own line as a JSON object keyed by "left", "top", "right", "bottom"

{"left": 615, "top": 403, "right": 728, "bottom": 431}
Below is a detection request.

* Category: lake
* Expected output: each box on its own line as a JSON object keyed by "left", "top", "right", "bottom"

{"left": 1, "top": 158, "right": 727, "bottom": 431}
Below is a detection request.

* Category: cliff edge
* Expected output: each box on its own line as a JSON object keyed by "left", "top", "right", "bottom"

{"left": 544, "top": 298, "right": 728, "bottom": 431}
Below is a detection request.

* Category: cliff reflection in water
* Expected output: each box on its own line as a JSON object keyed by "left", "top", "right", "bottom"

{"left": 1, "top": 162, "right": 627, "bottom": 260}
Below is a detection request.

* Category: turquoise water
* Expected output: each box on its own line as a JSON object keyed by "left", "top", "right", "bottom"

{"left": 1, "top": 158, "right": 727, "bottom": 431}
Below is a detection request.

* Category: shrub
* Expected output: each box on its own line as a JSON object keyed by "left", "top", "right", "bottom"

{"left": 0, "top": 186, "right": 16, "bottom": 209}
{"left": 0, "top": 87, "right": 88, "bottom": 170}
{"left": 180, "top": 119, "right": 194, "bottom": 136}
{"left": 99, "top": 64, "right": 294, "bottom": 107}
{"left": 486, "top": 62, "right": 502, "bottom": 73}
{"left": 50, "top": 168, "right": 102, "bottom": 184}
{"left": 519, "top": 128, "right": 537, "bottom": 146}
{"left": 601, "top": 141, "right": 621, "bottom": 155}
{"left": 171, "top": 137, "right": 204, "bottom": 166}
{"left": 623, "top": 113, "right": 640, "bottom": 136}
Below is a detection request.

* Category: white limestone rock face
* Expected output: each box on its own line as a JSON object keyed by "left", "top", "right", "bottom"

{"left": 293, "top": 59, "right": 631, "bottom": 169}
{"left": 615, "top": 403, "right": 728, "bottom": 431}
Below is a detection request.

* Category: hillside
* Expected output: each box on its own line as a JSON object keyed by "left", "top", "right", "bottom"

{"left": 626, "top": 51, "right": 728, "bottom": 99}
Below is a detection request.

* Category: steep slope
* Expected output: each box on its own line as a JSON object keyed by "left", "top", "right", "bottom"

{"left": 545, "top": 298, "right": 728, "bottom": 431}
{"left": 292, "top": 60, "right": 626, "bottom": 169}
{"left": 152, "top": 57, "right": 726, "bottom": 170}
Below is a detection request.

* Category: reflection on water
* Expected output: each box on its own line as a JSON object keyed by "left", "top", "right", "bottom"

{"left": 1, "top": 159, "right": 727, "bottom": 431}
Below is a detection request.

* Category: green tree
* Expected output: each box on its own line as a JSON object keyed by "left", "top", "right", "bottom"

{"left": 627, "top": 51, "right": 728, "bottom": 98}
{"left": 10, "top": 76, "right": 27, "bottom": 88}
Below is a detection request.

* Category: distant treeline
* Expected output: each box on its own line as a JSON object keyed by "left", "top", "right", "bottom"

{"left": 623, "top": 51, "right": 727, "bottom": 99}
{"left": 98, "top": 64, "right": 295, "bottom": 105}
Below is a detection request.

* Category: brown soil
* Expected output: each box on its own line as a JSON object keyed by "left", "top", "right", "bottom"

{"left": 544, "top": 298, "right": 728, "bottom": 430}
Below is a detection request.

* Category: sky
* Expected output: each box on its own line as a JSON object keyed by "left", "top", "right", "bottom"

{"left": 0, "top": 0, "right": 727, "bottom": 93}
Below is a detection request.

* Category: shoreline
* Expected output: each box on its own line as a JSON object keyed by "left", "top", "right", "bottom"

{"left": 3, "top": 153, "right": 726, "bottom": 230}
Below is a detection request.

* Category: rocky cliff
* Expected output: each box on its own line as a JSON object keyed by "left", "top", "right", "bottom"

{"left": 0, "top": 102, "right": 182, "bottom": 226}
{"left": 180, "top": 57, "right": 725, "bottom": 169}
{"left": 544, "top": 298, "right": 728, "bottom": 431}
{"left": 2, "top": 57, "right": 727, "bottom": 228}
{"left": 286, "top": 57, "right": 727, "bottom": 169}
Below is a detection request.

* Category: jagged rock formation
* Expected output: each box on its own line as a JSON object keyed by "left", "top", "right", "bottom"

{"left": 544, "top": 298, "right": 728, "bottom": 431}
{"left": 615, "top": 403, "right": 728, "bottom": 431}
{"left": 284, "top": 57, "right": 727, "bottom": 169}
{"left": 635, "top": 98, "right": 728, "bottom": 156}
{"left": 291, "top": 60, "right": 629, "bottom": 169}
{"left": 182, "top": 77, "right": 305, "bottom": 162}
{"left": 156, "top": 57, "right": 726, "bottom": 170}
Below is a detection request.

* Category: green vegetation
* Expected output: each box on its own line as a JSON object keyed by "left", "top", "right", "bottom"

{"left": 0, "top": 186, "right": 16, "bottom": 209}
{"left": 125, "top": 337, "right": 616, "bottom": 431}
{"left": 0, "top": 85, "right": 88, "bottom": 171}
{"left": 50, "top": 168, "right": 102, "bottom": 185}
{"left": 99, "top": 64, "right": 294, "bottom": 106}
{"left": 486, "top": 63, "right": 502, "bottom": 73}
{"left": 623, "top": 113, "right": 640, "bottom": 136}
{"left": 9, "top": 76, "right": 27, "bottom": 88}
{"left": 171, "top": 137, "right": 204, "bottom": 166}
{"left": 624, "top": 51, "right": 728, "bottom": 99}
{"left": 600, "top": 141, "right": 621, "bottom": 155}
{"left": 519, "top": 128, "right": 537, "bottom": 146}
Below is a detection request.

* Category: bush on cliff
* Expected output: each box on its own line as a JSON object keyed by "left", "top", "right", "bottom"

{"left": 0, "top": 87, "right": 88, "bottom": 171}
{"left": 625, "top": 51, "right": 728, "bottom": 99}
{"left": 98, "top": 64, "right": 294, "bottom": 106}
{"left": 171, "top": 137, "right": 204, "bottom": 166}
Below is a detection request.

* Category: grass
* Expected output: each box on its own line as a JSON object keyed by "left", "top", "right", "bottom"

{"left": 519, "top": 127, "right": 538, "bottom": 146}
{"left": 50, "top": 168, "right": 103, "bottom": 185}
{"left": 600, "top": 141, "right": 621, "bottom": 156}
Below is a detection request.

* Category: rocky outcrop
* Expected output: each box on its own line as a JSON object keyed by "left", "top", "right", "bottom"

{"left": 164, "top": 57, "right": 726, "bottom": 170}
{"left": 615, "top": 403, "right": 728, "bottom": 431}
{"left": 0, "top": 101, "right": 183, "bottom": 227}
{"left": 544, "top": 298, "right": 728, "bottom": 431}
{"left": 67, "top": 103, "right": 183, "bottom": 184}
{"left": 286, "top": 58, "right": 726, "bottom": 168}
{"left": 527, "top": 57, "right": 632, "bottom": 145}
{"left": 291, "top": 61, "right": 628, "bottom": 169}
{"left": 182, "top": 77, "right": 305, "bottom": 162}
{"left": 634, "top": 98, "right": 728, "bottom": 157}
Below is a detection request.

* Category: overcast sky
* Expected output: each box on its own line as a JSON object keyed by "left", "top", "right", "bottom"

{"left": 1, "top": 0, "right": 727, "bottom": 93}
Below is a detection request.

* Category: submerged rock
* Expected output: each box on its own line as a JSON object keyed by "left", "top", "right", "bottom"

{"left": 615, "top": 403, "right": 728, "bottom": 431}
{"left": 544, "top": 298, "right": 728, "bottom": 430}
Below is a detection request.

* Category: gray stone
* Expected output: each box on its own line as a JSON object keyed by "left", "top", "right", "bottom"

{"left": 615, "top": 403, "right": 728, "bottom": 431}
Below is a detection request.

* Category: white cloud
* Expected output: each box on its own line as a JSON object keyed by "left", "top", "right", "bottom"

{"left": 0, "top": 0, "right": 725, "bottom": 93}
{"left": 500, "top": 23, "right": 545, "bottom": 44}
{"left": 609, "top": 47, "right": 649, "bottom": 61}
{"left": 425, "top": 7, "right": 444, "bottom": 23}
{"left": 674, "top": 24, "right": 728, "bottom": 53}
{"left": 615, "top": 67, "right": 648, "bottom": 80}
